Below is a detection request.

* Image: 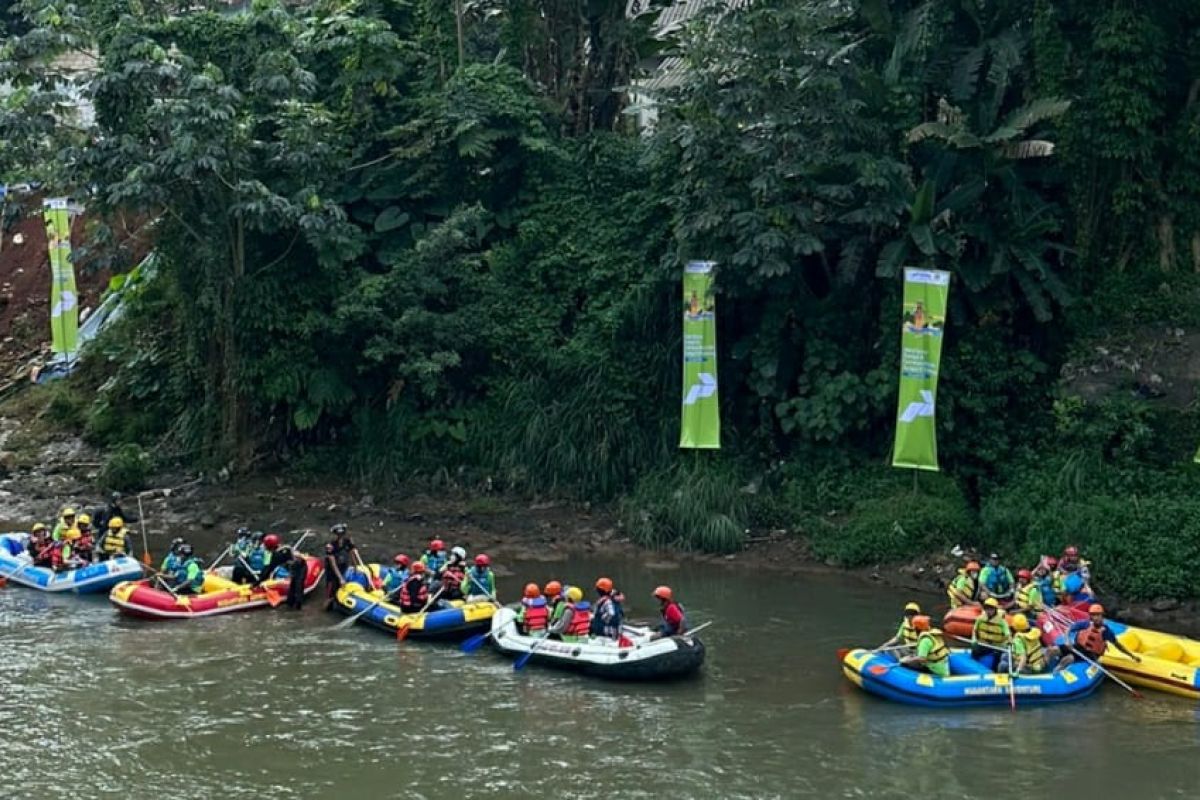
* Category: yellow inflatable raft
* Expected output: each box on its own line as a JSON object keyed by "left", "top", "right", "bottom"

{"left": 1102, "top": 623, "right": 1200, "bottom": 700}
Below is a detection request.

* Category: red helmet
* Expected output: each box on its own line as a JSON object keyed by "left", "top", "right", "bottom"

{"left": 393, "top": 554, "right": 410, "bottom": 567}
{"left": 1046, "top": 556, "right": 1059, "bottom": 568}
{"left": 1017, "top": 569, "right": 1031, "bottom": 580}
{"left": 965, "top": 561, "right": 981, "bottom": 572}
{"left": 263, "top": 533, "right": 281, "bottom": 550}
{"left": 523, "top": 582, "right": 541, "bottom": 599}
{"left": 429, "top": 539, "right": 445, "bottom": 552}
{"left": 1064, "top": 546, "right": 1079, "bottom": 557}
{"left": 595, "top": 577, "right": 613, "bottom": 593}
{"left": 474, "top": 554, "right": 490, "bottom": 567}
{"left": 653, "top": 585, "right": 673, "bottom": 601}
{"left": 410, "top": 561, "right": 427, "bottom": 574}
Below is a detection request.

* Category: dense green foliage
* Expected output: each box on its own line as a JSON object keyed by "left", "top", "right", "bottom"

{"left": 2, "top": 0, "right": 1200, "bottom": 597}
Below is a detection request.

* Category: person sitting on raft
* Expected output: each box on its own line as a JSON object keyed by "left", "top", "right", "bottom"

{"left": 381, "top": 554, "right": 411, "bottom": 597}
{"left": 433, "top": 550, "right": 467, "bottom": 606}
{"left": 73, "top": 514, "right": 95, "bottom": 564}
{"left": 229, "top": 528, "right": 253, "bottom": 582}
{"left": 51, "top": 507, "right": 77, "bottom": 542}
{"left": 398, "top": 562, "right": 430, "bottom": 612}
{"left": 545, "top": 580, "right": 566, "bottom": 625}
{"left": 947, "top": 561, "right": 981, "bottom": 608}
{"left": 878, "top": 601, "right": 922, "bottom": 654}
{"left": 589, "top": 577, "right": 626, "bottom": 641}
{"left": 517, "top": 583, "right": 549, "bottom": 634}
{"left": 1061, "top": 604, "right": 1140, "bottom": 668}
{"left": 169, "top": 544, "right": 205, "bottom": 595}
{"left": 1013, "top": 569, "right": 1043, "bottom": 618}
{"left": 971, "top": 598, "right": 1011, "bottom": 669}
{"left": 650, "top": 585, "right": 687, "bottom": 640}
{"left": 27, "top": 523, "right": 50, "bottom": 563}
{"left": 1055, "top": 548, "right": 1094, "bottom": 604}
{"left": 250, "top": 534, "right": 286, "bottom": 583}
{"left": 979, "top": 552, "right": 1014, "bottom": 605}
{"left": 1033, "top": 558, "right": 1058, "bottom": 609}
{"left": 900, "top": 615, "right": 950, "bottom": 677}
{"left": 419, "top": 539, "right": 447, "bottom": 577}
{"left": 463, "top": 554, "right": 495, "bottom": 600}
{"left": 252, "top": 539, "right": 307, "bottom": 610}
{"left": 97, "top": 517, "right": 130, "bottom": 562}
{"left": 547, "top": 586, "right": 590, "bottom": 642}
{"left": 1000, "top": 614, "right": 1066, "bottom": 675}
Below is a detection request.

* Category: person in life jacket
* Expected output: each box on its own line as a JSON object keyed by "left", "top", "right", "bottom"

{"left": 947, "top": 561, "right": 981, "bottom": 608}
{"left": 170, "top": 543, "right": 206, "bottom": 595}
{"left": 1056, "top": 552, "right": 1094, "bottom": 604}
{"left": 27, "top": 523, "right": 50, "bottom": 562}
{"left": 979, "top": 552, "right": 1015, "bottom": 604}
{"left": 48, "top": 538, "right": 72, "bottom": 572}
{"left": 589, "top": 577, "right": 625, "bottom": 641}
{"left": 51, "top": 507, "right": 77, "bottom": 542}
{"left": 436, "top": 554, "right": 467, "bottom": 605}
{"left": 229, "top": 528, "right": 254, "bottom": 582}
{"left": 1013, "top": 569, "right": 1044, "bottom": 617}
{"left": 98, "top": 517, "right": 130, "bottom": 561}
{"left": 900, "top": 616, "right": 950, "bottom": 678}
{"left": 161, "top": 538, "right": 185, "bottom": 574}
{"left": 971, "top": 598, "right": 1011, "bottom": 670}
{"left": 251, "top": 534, "right": 285, "bottom": 585}
{"left": 398, "top": 562, "right": 430, "bottom": 612}
{"left": 650, "top": 585, "right": 687, "bottom": 639}
{"left": 544, "top": 580, "right": 566, "bottom": 626}
{"left": 72, "top": 514, "right": 95, "bottom": 564}
{"left": 517, "top": 583, "right": 549, "bottom": 634}
{"left": 463, "top": 554, "right": 496, "bottom": 600}
{"left": 234, "top": 531, "right": 267, "bottom": 585}
{"left": 381, "top": 554, "right": 411, "bottom": 596}
{"left": 1064, "top": 604, "right": 1140, "bottom": 666}
{"left": 1004, "top": 614, "right": 1063, "bottom": 675}
{"left": 878, "top": 602, "right": 922, "bottom": 653}
{"left": 253, "top": 538, "right": 308, "bottom": 609}
{"left": 548, "top": 586, "right": 591, "bottom": 642}
{"left": 420, "top": 539, "right": 448, "bottom": 577}
{"left": 1033, "top": 558, "right": 1058, "bottom": 609}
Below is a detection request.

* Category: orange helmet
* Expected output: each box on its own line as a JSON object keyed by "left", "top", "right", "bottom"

{"left": 523, "top": 582, "right": 541, "bottom": 598}
{"left": 595, "top": 577, "right": 613, "bottom": 593}
{"left": 965, "top": 561, "right": 981, "bottom": 572}
{"left": 544, "top": 580, "right": 562, "bottom": 598}
{"left": 653, "top": 585, "right": 673, "bottom": 601}
{"left": 912, "top": 615, "right": 931, "bottom": 632}
{"left": 1088, "top": 604, "right": 1104, "bottom": 615}
{"left": 410, "top": 562, "right": 427, "bottom": 574}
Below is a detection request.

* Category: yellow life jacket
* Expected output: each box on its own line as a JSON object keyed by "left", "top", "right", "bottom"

{"left": 1052, "top": 571, "right": 1066, "bottom": 601}
{"left": 101, "top": 528, "right": 127, "bottom": 555}
{"left": 947, "top": 572, "right": 979, "bottom": 608}
{"left": 1016, "top": 582, "right": 1041, "bottom": 611}
{"left": 1020, "top": 631, "right": 1046, "bottom": 672}
{"left": 919, "top": 630, "right": 949, "bottom": 667}
{"left": 900, "top": 620, "right": 920, "bottom": 647}
{"left": 973, "top": 612, "right": 1009, "bottom": 645}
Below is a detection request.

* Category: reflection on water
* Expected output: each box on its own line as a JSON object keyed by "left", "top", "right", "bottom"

{"left": 0, "top": 557, "right": 1196, "bottom": 799}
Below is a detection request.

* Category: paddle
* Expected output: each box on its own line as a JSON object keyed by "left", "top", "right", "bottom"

{"left": 1006, "top": 645, "right": 1018, "bottom": 712}
{"left": 397, "top": 586, "right": 446, "bottom": 641}
{"left": 459, "top": 586, "right": 505, "bottom": 653}
{"left": 207, "top": 545, "right": 233, "bottom": 572}
{"left": 152, "top": 572, "right": 180, "bottom": 599}
{"left": 235, "top": 556, "right": 284, "bottom": 608}
{"left": 353, "top": 550, "right": 382, "bottom": 590}
{"left": 137, "top": 495, "right": 152, "bottom": 568}
{"left": 513, "top": 631, "right": 553, "bottom": 671}
{"left": 1065, "top": 644, "right": 1144, "bottom": 699}
{"left": 334, "top": 582, "right": 404, "bottom": 631}
{"left": 289, "top": 530, "right": 313, "bottom": 553}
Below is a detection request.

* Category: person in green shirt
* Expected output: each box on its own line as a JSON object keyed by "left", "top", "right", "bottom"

{"left": 1013, "top": 569, "right": 1043, "bottom": 617}
{"left": 51, "top": 507, "right": 77, "bottom": 542}
{"left": 901, "top": 616, "right": 950, "bottom": 678}
{"left": 971, "top": 598, "right": 1011, "bottom": 670}
{"left": 877, "top": 601, "right": 922, "bottom": 653}
{"left": 946, "top": 561, "right": 981, "bottom": 608}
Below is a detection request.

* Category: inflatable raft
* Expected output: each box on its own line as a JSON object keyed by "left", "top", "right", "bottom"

{"left": 943, "top": 600, "right": 1092, "bottom": 641}
{"left": 0, "top": 532, "right": 144, "bottom": 594}
{"left": 1038, "top": 609, "right": 1200, "bottom": 700}
{"left": 109, "top": 555, "right": 323, "bottom": 620}
{"left": 487, "top": 607, "right": 706, "bottom": 680}
{"left": 841, "top": 647, "right": 1103, "bottom": 707}
{"left": 333, "top": 582, "right": 495, "bottom": 640}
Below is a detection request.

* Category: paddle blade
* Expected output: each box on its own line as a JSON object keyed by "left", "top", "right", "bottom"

{"left": 265, "top": 589, "right": 283, "bottom": 608}
{"left": 836, "top": 648, "right": 850, "bottom": 662}
{"left": 0, "top": 577, "right": 7, "bottom": 588}
{"left": 396, "top": 623, "right": 411, "bottom": 641}
{"left": 513, "top": 650, "right": 535, "bottom": 671}
{"left": 142, "top": 551, "right": 152, "bottom": 567}
{"left": 461, "top": 632, "right": 489, "bottom": 653}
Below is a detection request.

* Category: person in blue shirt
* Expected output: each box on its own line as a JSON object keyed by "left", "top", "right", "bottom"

{"left": 419, "top": 539, "right": 447, "bottom": 576}
{"left": 1060, "top": 604, "right": 1141, "bottom": 669}
{"left": 463, "top": 554, "right": 496, "bottom": 600}
{"left": 979, "top": 552, "right": 1015, "bottom": 605}
{"left": 160, "top": 538, "right": 184, "bottom": 574}
{"left": 170, "top": 544, "right": 206, "bottom": 595}
{"left": 230, "top": 528, "right": 256, "bottom": 584}
{"left": 381, "top": 554, "right": 410, "bottom": 596}
{"left": 589, "top": 577, "right": 625, "bottom": 640}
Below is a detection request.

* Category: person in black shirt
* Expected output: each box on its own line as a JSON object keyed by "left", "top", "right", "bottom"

{"left": 93, "top": 491, "right": 137, "bottom": 532}
{"left": 323, "top": 523, "right": 357, "bottom": 610}
{"left": 253, "top": 540, "right": 308, "bottom": 610}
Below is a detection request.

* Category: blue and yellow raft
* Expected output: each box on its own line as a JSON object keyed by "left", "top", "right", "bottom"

{"left": 334, "top": 582, "right": 495, "bottom": 641}
{"left": 841, "top": 648, "right": 1103, "bottom": 708}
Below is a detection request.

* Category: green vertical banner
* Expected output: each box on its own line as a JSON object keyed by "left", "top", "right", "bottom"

{"left": 892, "top": 268, "right": 951, "bottom": 471}
{"left": 43, "top": 198, "right": 78, "bottom": 360}
{"left": 680, "top": 260, "right": 720, "bottom": 449}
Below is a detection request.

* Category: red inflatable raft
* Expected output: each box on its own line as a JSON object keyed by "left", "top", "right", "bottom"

{"left": 943, "top": 599, "right": 1092, "bottom": 643}
{"left": 109, "top": 556, "right": 324, "bottom": 620}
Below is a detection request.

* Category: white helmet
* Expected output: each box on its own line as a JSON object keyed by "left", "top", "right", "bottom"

{"left": 451, "top": 546, "right": 467, "bottom": 561}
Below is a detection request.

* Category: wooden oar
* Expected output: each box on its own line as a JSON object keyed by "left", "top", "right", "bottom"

{"left": 397, "top": 586, "right": 445, "bottom": 641}
{"left": 137, "top": 495, "right": 152, "bottom": 567}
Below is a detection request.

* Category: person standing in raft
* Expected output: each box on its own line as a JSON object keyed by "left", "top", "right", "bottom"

{"left": 649, "top": 586, "right": 687, "bottom": 640}
{"left": 901, "top": 616, "right": 950, "bottom": 677}
{"left": 878, "top": 602, "right": 922, "bottom": 654}
{"left": 398, "top": 562, "right": 430, "bottom": 613}
{"left": 93, "top": 491, "right": 136, "bottom": 533}
{"left": 97, "top": 517, "right": 130, "bottom": 562}
{"left": 548, "top": 586, "right": 591, "bottom": 642}
{"left": 323, "top": 523, "right": 358, "bottom": 610}
{"left": 589, "top": 577, "right": 626, "bottom": 641}
{"left": 252, "top": 537, "right": 307, "bottom": 610}
{"left": 979, "top": 552, "right": 1015, "bottom": 605}
{"left": 1061, "top": 604, "right": 1141, "bottom": 668}
{"left": 946, "top": 561, "right": 981, "bottom": 608}
{"left": 170, "top": 544, "right": 206, "bottom": 595}
{"left": 971, "top": 598, "right": 1011, "bottom": 670}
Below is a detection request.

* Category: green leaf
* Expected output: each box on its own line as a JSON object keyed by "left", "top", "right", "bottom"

{"left": 374, "top": 206, "right": 410, "bottom": 233}
{"left": 876, "top": 239, "right": 909, "bottom": 277}
{"left": 911, "top": 181, "right": 935, "bottom": 224}
{"left": 910, "top": 223, "right": 936, "bottom": 256}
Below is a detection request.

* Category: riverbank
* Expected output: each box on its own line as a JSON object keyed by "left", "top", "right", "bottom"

{"left": 2, "top": 393, "right": 1198, "bottom": 638}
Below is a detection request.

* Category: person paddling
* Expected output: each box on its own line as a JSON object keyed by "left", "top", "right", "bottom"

{"left": 878, "top": 601, "right": 922, "bottom": 653}
{"left": 650, "top": 585, "right": 687, "bottom": 639}
{"left": 947, "top": 561, "right": 981, "bottom": 608}
{"left": 900, "top": 616, "right": 950, "bottom": 677}
{"left": 1061, "top": 604, "right": 1140, "bottom": 668}
{"left": 398, "top": 562, "right": 430, "bottom": 612}
{"left": 463, "top": 555, "right": 496, "bottom": 600}
{"left": 170, "top": 544, "right": 205, "bottom": 595}
{"left": 516, "top": 583, "right": 549, "bottom": 634}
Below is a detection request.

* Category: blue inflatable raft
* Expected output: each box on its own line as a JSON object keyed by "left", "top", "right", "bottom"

{"left": 841, "top": 647, "right": 1103, "bottom": 708}
{"left": 0, "top": 533, "right": 144, "bottom": 594}
{"left": 333, "top": 583, "right": 495, "bottom": 640}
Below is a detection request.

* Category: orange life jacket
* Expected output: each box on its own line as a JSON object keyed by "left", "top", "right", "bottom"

{"left": 1075, "top": 624, "right": 1108, "bottom": 656}
{"left": 521, "top": 598, "right": 549, "bottom": 632}
{"left": 565, "top": 602, "right": 591, "bottom": 637}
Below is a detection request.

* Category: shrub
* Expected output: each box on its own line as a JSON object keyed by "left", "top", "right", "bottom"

{"left": 97, "top": 444, "right": 151, "bottom": 493}
{"left": 42, "top": 382, "right": 86, "bottom": 430}
{"left": 620, "top": 459, "right": 748, "bottom": 554}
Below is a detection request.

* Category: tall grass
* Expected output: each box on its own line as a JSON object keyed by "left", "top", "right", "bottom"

{"left": 620, "top": 458, "right": 749, "bottom": 554}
